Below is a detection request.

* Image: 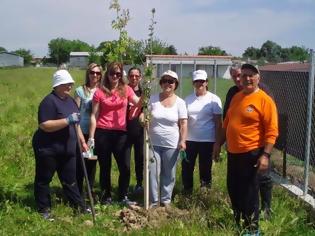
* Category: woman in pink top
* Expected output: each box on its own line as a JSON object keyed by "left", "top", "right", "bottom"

{"left": 89, "top": 62, "right": 140, "bottom": 205}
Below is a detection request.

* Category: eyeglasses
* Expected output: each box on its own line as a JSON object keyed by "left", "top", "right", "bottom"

{"left": 89, "top": 71, "right": 101, "bottom": 76}
{"left": 194, "top": 79, "right": 206, "bottom": 83}
{"left": 109, "top": 71, "right": 122, "bottom": 78}
{"left": 161, "top": 79, "right": 176, "bottom": 84}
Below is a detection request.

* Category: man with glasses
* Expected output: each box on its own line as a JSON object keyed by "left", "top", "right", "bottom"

{"left": 222, "top": 64, "right": 275, "bottom": 221}
{"left": 221, "top": 63, "right": 278, "bottom": 235}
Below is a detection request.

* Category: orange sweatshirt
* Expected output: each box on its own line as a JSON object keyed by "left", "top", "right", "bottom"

{"left": 223, "top": 89, "right": 278, "bottom": 153}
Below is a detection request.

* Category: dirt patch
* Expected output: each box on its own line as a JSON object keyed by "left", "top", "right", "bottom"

{"left": 272, "top": 149, "right": 315, "bottom": 196}
{"left": 116, "top": 204, "right": 189, "bottom": 231}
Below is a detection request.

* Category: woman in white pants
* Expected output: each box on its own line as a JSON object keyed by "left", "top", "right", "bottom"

{"left": 148, "top": 70, "right": 187, "bottom": 207}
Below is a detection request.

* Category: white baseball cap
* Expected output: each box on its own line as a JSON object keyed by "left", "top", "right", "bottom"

{"left": 192, "top": 70, "right": 207, "bottom": 81}
{"left": 161, "top": 70, "right": 178, "bottom": 81}
{"left": 52, "top": 69, "right": 75, "bottom": 88}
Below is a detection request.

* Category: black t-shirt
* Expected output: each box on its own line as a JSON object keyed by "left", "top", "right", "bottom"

{"left": 32, "top": 91, "right": 79, "bottom": 156}
{"left": 127, "top": 88, "right": 143, "bottom": 137}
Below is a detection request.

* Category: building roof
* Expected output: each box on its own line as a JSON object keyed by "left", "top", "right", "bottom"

{"left": 259, "top": 63, "right": 310, "bottom": 72}
{"left": 0, "top": 51, "right": 20, "bottom": 57}
{"left": 70, "top": 51, "right": 103, "bottom": 56}
{"left": 146, "top": 54, "right": 233, "bottom": 65}
{"left": 146, "top": 54, "right": 233, "bottom": 59}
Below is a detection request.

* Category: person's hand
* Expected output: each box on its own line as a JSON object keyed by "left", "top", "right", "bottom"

{"left": 87, "top": 138, "right": 95, "bottom": 149}
{"left": 66, "top": 113, "right": 80, "bottom": 124}
{"left": 82, "top": 142, "right": 89, "bottom": 152}
{"left": 255, "top": 154, "right": 269, "bottom": 173}
{"left": 212, "top": 142, "right": 221, "bottom": 162}
{"left": 178, "top": 140, "right": 186, "bottom": 151}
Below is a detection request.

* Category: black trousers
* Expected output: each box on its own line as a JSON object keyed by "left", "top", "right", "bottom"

{"left": 182, "top": 141, "right": 214, "bottom": 191}
{"left": 76, "top": 134, "right": 97, "bottom": 194}
{"left": 33, "top": 147, "right": 84, "bottom": 212}
{"left": 258, "top": 163, "right": 272, "bottom": 210}
{"left": 126, "top": 132, "right": 144, "bottom": 186}
{"left": 227, "top": 148, "right": 262, "bottom": 232}
{"left": 95, "top": 128, "right": 130, "bottom": 200}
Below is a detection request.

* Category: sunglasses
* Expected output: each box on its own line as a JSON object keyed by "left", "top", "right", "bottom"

{"left": 89, "top": 71, "right": 101, "bottom": 76}
{"left": 161, "top": 79, "right": 176, "bottom": 84}
{"left": 109, "top": 71, "right": 122, "bottom": 78}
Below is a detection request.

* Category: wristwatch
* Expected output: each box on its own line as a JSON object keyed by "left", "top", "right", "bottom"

{"left": 262, "top": 151, "right": 271, "bottom": 158}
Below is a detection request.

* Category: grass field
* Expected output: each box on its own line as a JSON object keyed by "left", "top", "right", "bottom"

{"left": 0, "top": 67, "right": 314, "bottom": 235}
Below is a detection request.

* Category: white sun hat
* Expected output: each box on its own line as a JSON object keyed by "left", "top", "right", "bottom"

{"left": 192, "top": 70, "right": 207, "bottom": 81}
{"left": 52, "top": 69, "right": 75, "bottom": 88}
{"left": 161, "top": 70, "right": 178, "bottom": 81}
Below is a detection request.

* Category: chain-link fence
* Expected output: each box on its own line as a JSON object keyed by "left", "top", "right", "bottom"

{"left": 260, "top": 50, "right": 315, "bottom": 204}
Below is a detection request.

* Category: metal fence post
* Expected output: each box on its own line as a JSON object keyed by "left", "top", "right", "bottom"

{"left": 303, "top": 49, "right": 315, "bottom": 195}
{"left": 214, "top": 60, "right": 217, "bottom": 94}
{"left": 180, "top": 61, "right": 183, "bottom": 97}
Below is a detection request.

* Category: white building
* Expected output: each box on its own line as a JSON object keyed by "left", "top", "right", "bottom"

{"left": 0, "top": 52, "right": 24, "bottom": 67}
{"left": 69, "top": 52, "right": 104, "bottom": 68}
{"left": 69, "top": 52, "right": 90, "bottom": 68}
{"left": 146, "top": 54, "right": 233, "bottom": 79}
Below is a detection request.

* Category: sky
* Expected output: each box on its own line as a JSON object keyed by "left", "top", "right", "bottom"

{"left": 1, "top": 0, "right": 314, "bottom": 57}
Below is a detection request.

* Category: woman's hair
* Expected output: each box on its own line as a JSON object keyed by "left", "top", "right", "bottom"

{"left": 102, "top": 62, "right": 127, "bottom": 97}
{"left": 128, "top": 67, "right": 142, "bottom": 77}
{"left": 82, "top": 63, "right": 102, "bottom": 96}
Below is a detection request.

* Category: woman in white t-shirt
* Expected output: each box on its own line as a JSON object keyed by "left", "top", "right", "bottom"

{"left": 148, "top": 70, "right": 188, "bottom": 207}
{"left": 182, "top": 70, "right": 222, "bottom": 193}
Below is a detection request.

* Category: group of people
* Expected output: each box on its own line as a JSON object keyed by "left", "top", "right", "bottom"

{"left": 32, "top": 61, "right": 278, "bottom": 235}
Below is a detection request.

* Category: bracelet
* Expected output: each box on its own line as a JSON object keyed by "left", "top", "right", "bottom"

{"left": 262, "top": 151, "right": 271, "bottom": 158}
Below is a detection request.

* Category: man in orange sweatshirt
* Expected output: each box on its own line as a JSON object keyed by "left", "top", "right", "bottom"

{"left": 223, "top": 63, "right": 278, "bottom": 235}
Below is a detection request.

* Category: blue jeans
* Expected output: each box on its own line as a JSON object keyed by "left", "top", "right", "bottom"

{"left": 149, "top": 145, "right": 179, "bottom": 204}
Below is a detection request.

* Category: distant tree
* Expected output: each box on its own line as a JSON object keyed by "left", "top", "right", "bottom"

{"left": 0, "top": 46, "right": 7, "bottom": 52}
{"left": 198, "top": 46, "right": 228, "bottom": 56}
{"left": 143, "top": 38, "right": 176, "bottom": 55}
{"left": 260, "top": 40, "right": 282, "bottom": 63}
{"left": 48, "top": 38, "right": 92, "bottom": 65}
{"left": 287, "top": 46, "right": 309, "bottom": 62}
{"left": 13, "top": 48, "right": 33, "bottom": 65}
{"left": 165, "top": 45, "right": 177, "bottom": 55}
{"left": 242, "top": 46, "right": 261, "bottom": 60}
{"left": 280, "top": 48, "right": 290, "bottom": 62}
{"left": 88, "top": 46, "right": 102, "bottom": 65}
{"left": 125, "top": 39, "right": 145, "bottom": 65}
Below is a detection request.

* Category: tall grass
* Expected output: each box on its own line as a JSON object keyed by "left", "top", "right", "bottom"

{"left": 0, "top": 68, "right": 314, "bottom": 235}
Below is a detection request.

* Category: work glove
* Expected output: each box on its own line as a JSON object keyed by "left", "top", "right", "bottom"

{"left": 87, "top": 138, "right": 95, "bottom": 149}
{"left": 66, "top": 113, "right": 80, "bottom": 124}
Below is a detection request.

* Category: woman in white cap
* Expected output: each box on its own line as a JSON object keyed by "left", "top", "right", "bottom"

{"left": 32, "top": 69, "right": 88, "bottom": 220}
{"left": 74, "top": 63, "right": 102, "bottom": 198}
{"left": 148, "top": 70, "right": 187, "bottom": 207}
{"left": 182, "top": 70, "right": 222, "bottom": 193}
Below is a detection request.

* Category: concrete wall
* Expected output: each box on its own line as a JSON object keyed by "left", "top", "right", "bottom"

{"left": 0, "top": 53, "right": 24, "bottom": 67}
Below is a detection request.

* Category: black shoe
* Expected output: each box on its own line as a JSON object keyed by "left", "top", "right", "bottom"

{"left": 100, "top": 197, "right": 112, "bottom": 205}
{"left": 134, "top": 185, "right": 143, "bottom": 194}
{"left": 120, "top": 196, "right": 137, "bottom": 206}
{"left": 40, "top": 211, "right": 54, "bottom": 222}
